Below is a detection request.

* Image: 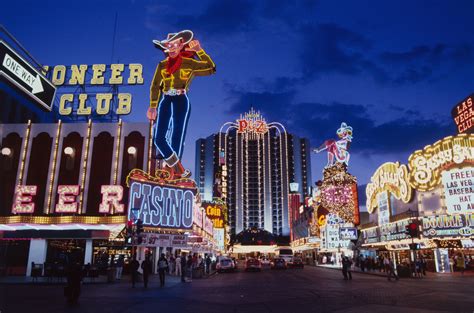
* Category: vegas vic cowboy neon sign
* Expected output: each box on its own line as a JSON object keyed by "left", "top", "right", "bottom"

{"left": 147, "top": 30, "right": 216, "bottom": 179}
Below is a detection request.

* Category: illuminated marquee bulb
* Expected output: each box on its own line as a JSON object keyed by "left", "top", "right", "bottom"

{"left": 1, "top": 147, "right": 11, "bottom": 156}
{"left": 64, "top": 147, "right": 74, "bottom": 155}
{"left": 127, "top": 146, "right": 137, "bottom": 155}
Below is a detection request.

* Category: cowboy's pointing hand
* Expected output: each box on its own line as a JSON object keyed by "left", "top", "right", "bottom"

{"left": 186, "top": 40, "right": 202, "bottom": 52}
{"left": 147, "top": 107, "right": 157, "bottom": 121}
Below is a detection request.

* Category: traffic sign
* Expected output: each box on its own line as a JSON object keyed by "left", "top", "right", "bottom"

{"left": 0, "top": 41, "right": 56, "bottom": 111}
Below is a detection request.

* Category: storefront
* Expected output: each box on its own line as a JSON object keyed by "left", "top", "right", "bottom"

{"left": 362, "top": 134, "right": 474, "bottom": 273}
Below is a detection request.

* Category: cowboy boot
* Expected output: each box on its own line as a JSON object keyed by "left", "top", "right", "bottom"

{"left": 172, "top": 160, "right": 191, "bottom": 179}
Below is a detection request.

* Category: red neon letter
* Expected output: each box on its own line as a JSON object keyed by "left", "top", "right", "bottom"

{"left": 12, "top": 185, "right": 37, "bottom": 214}
{"left": 55, "top": 185, "right": 80, "bottom": 213}
{"left": 237, "top": 119, "right": 248, "bottom": 133}
{"left": 99, "top": 185, "right": 124, "bottom": 213}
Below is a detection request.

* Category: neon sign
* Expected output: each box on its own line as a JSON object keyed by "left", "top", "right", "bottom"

{"left": 409, "top": 134, "right": 474, "bottom": 191}
{"left": 55, "top": 185, "right": 80, "bottom": 213}
{"left": 452, "top": 94, "right": 474, "bottom": 134}
{"left": 236, "top": 109, "right": 268, "bottom": 135}
{"left": 45, "top": 63, "right": 144, "bottom": 116}
{"left": 99, "top": 185, "right": 124, "bottom": 213}
{"left": 366, "top": 162, "right": 412, "bottom": 214}
{"left": 128, "top": 180, "right": 195, "bottom": 229}
{"left": 12, "top": 185, "right": 37, "bottom": 214}
{"left": 12, "top": 184, "right": 123, "bottom": 214}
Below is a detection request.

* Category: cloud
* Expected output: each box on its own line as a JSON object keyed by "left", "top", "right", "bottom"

{"left": 226, "top": 84, "right": 455, "bottom": 154}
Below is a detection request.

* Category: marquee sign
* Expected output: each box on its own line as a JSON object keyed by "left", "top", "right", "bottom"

{"left": 408, "top": 134, "right": 474, "bottom": 191}
{"left": 45, "top": 63, "right": 144, "bottom": 117}
{"left": 128, "top": 180, "right": 195, "bottom": 230}
{"left": 441, "top": 167, "right": 474, "bottom": 215}
{"left": 422, "top": 214, "right": 474, "bottom": 238}
{"left": 366, "top": 162, "right": 412, "bottom": 214}
{"left": 452, "top": 93, "right": 474, "bottom": 134}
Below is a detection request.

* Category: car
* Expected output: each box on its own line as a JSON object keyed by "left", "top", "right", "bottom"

{"left": 260, "top": 257, "right": 271, "bottom": 268}
{"left": 245, "top": 258, "right": 262, "bottom": 271}
{"left": 288, "top": 257, "right": 304, "bottom": 268}
{"left": 216, "top": 257, "right": 235, "bottom": 273}
{"left": 271, "top": 258, "right": 287, "bottom": 270}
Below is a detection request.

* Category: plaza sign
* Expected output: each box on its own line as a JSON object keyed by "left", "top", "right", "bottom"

{"left": 0, "top": 41, "right": 56, "bottom": 111}
{"left": 366, "top": 162, "right": 412, "bottom": 214}
{"left": 408, "top": 134, "right": 474, "bottom": 191}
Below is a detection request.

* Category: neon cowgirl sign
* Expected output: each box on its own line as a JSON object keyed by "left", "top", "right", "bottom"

{"left": 128, "top": 180, "right": 195, "bottom": 229}
{"left": 12, "top": 184, "right": 124, "bottom": 214}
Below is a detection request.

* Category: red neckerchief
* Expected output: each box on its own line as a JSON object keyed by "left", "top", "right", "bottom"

{"left": 166, "top": 51, "right": 195, "bottom": 74}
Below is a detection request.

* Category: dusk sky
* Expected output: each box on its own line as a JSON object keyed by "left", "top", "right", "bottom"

{"left": 2, "top": 0, "right": 473, "bottom": 202}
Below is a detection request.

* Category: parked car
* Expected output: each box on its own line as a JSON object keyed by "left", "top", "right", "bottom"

{"left": 288, "top": 257, "right": 304, "bottom": 269}
{"left": 271, "top": 258, "right": 287, "bottom": 270}
{"left": 216, "top": 257, "right": 236, "bottom": 273}
{"left": 260, "top": 257, "right": 271, "bottom": 268}
{"left": 245, "top": 258, "right": 262, "bottom": 272}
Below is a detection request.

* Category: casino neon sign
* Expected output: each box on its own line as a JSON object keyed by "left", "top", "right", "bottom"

{"left": 236, "top": 109, "right": 268, "bottom": 135}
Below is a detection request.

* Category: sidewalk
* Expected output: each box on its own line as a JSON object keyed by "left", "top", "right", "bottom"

{"left": 0, "top": 270, "right": 217, "bottom": 285}
{"left": 315, "top": 264, "right": 474, "bottom": 278}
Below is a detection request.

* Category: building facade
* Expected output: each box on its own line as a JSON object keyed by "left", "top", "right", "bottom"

{"left": 195, "top": 109, "right": 312, "bottom": 237}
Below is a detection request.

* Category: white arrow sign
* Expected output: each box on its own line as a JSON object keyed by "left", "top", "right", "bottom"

{"left": 2, "top": 52, "right": 44, "bottom": 94}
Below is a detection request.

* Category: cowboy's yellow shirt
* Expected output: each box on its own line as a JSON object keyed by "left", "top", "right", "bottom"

{"left": 149, "top": 49, "right": 216, "bottom": 108}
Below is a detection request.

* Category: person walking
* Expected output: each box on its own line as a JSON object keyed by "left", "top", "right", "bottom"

{"left": 175, "top": 254, "right": 182, "bottom": 277}
{"left": 65, "top": 260, "right": 83, "bottom": 305}
{"left": 157, "top": 254, "right": 169, "bottom": 287}
{"left": 186, "top": 255, "right": 194, "bottom": 282}
{"left": 116, "top": 255, "right": 124, "bottom": 280}
{"left": 180, "top": 253, "right": 187, "bottom": 282}
{"left": 130, "top": 256, "right": 140, "bottom": 288}
{"left": 456, "top": 253, "right": 466, "bottom": 275}
{"left": 205, "top": 254, "right": 212, "bottom": 275}
{"left": 342, "top": 256, "right": 353, "bottom": 280}
{"left": 141, "top": 256, "right": 152, "bottom": 288}
{"left": 385, "top": 257, "right": 398, "bottom": 281}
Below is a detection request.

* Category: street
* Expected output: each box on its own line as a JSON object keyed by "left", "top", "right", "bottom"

{"left": 0, "top": 267, "right": 472, "bottom": 313}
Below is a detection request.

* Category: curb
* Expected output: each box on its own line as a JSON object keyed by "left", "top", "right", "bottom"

{"left": 314, "top": 265, "right": 389, "bottom": 278}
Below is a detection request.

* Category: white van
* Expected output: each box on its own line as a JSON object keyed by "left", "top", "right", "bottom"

{"left": 276, "top": 247, "right": 293, "bottom": 263}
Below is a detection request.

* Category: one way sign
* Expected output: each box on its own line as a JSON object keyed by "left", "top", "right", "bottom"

{"left": 0, "top": 41, "right": 56, "bottom": 111}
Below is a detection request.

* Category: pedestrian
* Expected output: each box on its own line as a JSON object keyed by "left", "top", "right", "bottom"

{"left": 416, "top": 258, "right": 423, "bottom": 278}
{"left": 384, "top": 258, "right": 398, "bottom": 281}
{"left": 205, "top": 254, "right": 212, "bottom": 275}
{"left": 180, "top": 253, "right": 187, "bottom": 282}
{"left": 157, "top": 254, "right": 169, "bottom": 287}
{"left": 456, "top": 253, "right": 466, "bottom": 275}
{"left": 187, "top": 255, "right": 194, "bottom": 282}
{"left": 169, "top": 255, "right": 176, "bottom": 275}
{"left": 116, "top": 255, "right": 124, "bottom": 280}
{"left": 360, "top": 255, "right": 366, "bottom": 272}
{"left": 65, "top": 260, "right": 83, "bottom": 305}
{"left": 421, "top": 256, "right": 427, "bottom": 276}
{"left": 342, "top": 256, "right": 353, "bottom": 280}
{"left": 175, "top": 254, "right": 182, "bottom": 277}
{"left": 141, "top": 256, "right": 152, "bottom": 288}
{"left": 130, "top": 256, "right": 140, "bottom": 288}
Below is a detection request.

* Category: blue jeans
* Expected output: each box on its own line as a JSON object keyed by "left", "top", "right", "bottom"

{"left": 153, "top": 94, "right": 191, "bottom": 160}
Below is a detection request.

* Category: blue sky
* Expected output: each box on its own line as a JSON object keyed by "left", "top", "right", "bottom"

{"left": 2, "top": 0, "right": 473, "bottom": 191}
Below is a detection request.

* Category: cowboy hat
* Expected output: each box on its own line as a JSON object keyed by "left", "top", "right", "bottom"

{"left": 153, "top": 30, "right": 194, "bottom": 50}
